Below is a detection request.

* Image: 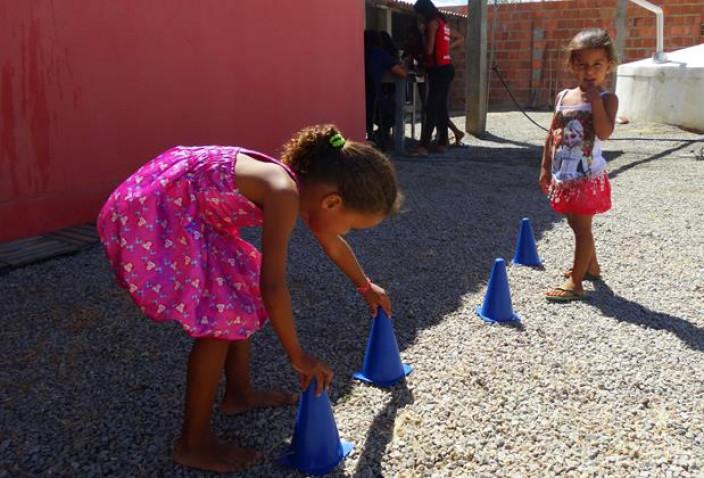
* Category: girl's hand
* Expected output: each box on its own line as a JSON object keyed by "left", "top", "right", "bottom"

{"left": 362, "top": 282, "right": 392, "bottom": 317}
{"left": 539, "top": 168, "right": 551, "bottom": 194}
{"left": 581, "top": 81, "right": 601, "bottom": 104}
{"left": 291, "top": 352, "right": 333, "bottom": 396}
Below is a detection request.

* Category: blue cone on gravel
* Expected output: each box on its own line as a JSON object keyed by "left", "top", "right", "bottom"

{"left": 512, "top": 217, "right": 542, "bottom": 266}
{"left": 278, "top": 379, "right": 353, "bottom": 475}
{"left": 476, "top": 258, "right": 521, "bottom": 324}
{"left": 353, "top": 308, "right": 413, "bottom": 387}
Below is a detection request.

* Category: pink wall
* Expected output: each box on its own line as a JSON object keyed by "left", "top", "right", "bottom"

{"left": 0, "top": 1, "right": 366, "bottom": 242}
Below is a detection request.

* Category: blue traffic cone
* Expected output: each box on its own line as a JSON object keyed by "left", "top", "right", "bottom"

{"left": 476, "top": 258, "right": 521, "bottom": 324}
{"left": 512, "top": 217, "right": 542, "bottom": 266}
{"left": 278, "top": 379, "right": 353, "bottom": 475}
{"left": 353, "top": 308, "right": 413, "bottom": 387}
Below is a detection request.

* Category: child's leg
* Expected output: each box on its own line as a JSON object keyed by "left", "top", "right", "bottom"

{"left": 547, "top": 213, "right": 594, "bottom": 298}
{"left": 220, "top": 338, "right": 297, "bottom": 415}
{"left": 565, "top": 256, "right": 600, "bottom": 275}
{"left": 563, "top": 216, "right": 601, "bottom": 278}
{"left": 589, "top": 241, "right": 601, "bottom": 276}
{"left": 448, "top": 118, "right": 464, "bottom": 144}
{"left": 569, "top": 214, "right": 596, "bottom": 286}
{"left": 174, "top": 338, "right": 261, "bottom": 472}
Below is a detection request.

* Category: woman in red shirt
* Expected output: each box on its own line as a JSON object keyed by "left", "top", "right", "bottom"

{"left": 412, "top": 0, "right": 463, "bottom": 155}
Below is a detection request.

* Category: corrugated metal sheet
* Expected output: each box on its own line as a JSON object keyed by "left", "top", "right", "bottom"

{"left": 0, "top": 223, "right": 99, "bottom": 273}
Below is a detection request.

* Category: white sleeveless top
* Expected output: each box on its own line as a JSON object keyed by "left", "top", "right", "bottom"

{"left": 551, "top": 89, "right": 608, "bottom": 183}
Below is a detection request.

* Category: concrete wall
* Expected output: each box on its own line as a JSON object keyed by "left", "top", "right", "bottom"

{"left": 616, "top": 44, "right": 704, "bottom": 131}
{"left": 0, "top": 0, "right": 366, "bottom": 242}
{"left": 448, "top": 0, "right": 704, "bottom": 109}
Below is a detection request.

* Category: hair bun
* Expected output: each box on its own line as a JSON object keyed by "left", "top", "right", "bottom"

{"left": 281, "top": 124, "right": 340, "bottom": 175}
{"left": 280, "top": 124, "right": 402, "bottom": 216}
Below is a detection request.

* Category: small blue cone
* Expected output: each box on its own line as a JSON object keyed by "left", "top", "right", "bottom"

{"left": 278, "top": 379, "right": 353, "bottom": 475}
{"left": 476, "top": 258, "right": 521, "bottom": 324}
{"left": 512, "top": 217, "right": 542, "bottom": 267}
{"left": 353, "top": 308, "right": 413, "bottom": 387}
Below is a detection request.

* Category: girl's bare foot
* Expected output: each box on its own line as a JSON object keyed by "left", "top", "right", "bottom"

{"left": 173, "top": 436, "right": 262, "bottom": 473}
{"left": 220, "top": 389, "right": 298, "bottom": 415}
{"left": 453, "top": 131, "right": 465, "bottom": 145}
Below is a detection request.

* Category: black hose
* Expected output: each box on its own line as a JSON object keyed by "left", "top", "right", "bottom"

{"left": 491, "top": 64, "right": 549, "bottom": 133}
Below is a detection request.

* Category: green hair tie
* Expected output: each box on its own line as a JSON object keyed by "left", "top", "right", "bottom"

{"left": 329, "top": 133, "right": 346, "bottom": 149}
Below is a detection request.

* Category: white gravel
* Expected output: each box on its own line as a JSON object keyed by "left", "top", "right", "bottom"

{"left": 1, "top": 112, "right": 703, "bottom": 477}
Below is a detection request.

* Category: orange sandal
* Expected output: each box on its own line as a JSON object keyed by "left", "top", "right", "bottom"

{"left": 545, "top": 287, "right": 586, "bottom": 303}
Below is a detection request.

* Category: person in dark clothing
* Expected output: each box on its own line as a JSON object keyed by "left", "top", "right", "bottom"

{"left": 364, "top": 30, "right": 407, "bottom": 150}
{"left": 380, "top": 31, "right": 399, "bottom": 59}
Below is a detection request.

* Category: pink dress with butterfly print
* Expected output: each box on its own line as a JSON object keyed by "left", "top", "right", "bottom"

{"left": 97, "top": 146, "right": 297, "bottom": 341}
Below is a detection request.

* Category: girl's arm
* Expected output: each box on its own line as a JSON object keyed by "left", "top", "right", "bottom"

{"left": 540, "top": 93, "right": 560, "bottom": 193}
{"left": 539, "top": 133, "right": 553, "bottom": 194}
{"left": 260, "top": 184, "right": 332, "bottom": 394}
{"left": 424, "top": 19, "right": 439, "bottom": 56}
{"left": 315, "top": 233, "right": 392, "bottom": 316}
{"left": 390, "top": 63, "right": 408, "bottom": 78}
{"left": 588, "top": 88, "right": 619, "bottom": 140}
{"left": 449, "top": 30, "right": 464, "bottom": 50}
{"left": 260, "top": 187, "right": 301, "bottom": 361}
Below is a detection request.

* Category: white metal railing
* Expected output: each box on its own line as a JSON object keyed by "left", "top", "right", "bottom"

{"left": 628, "top": 0, "right": 667, "bottom": 62}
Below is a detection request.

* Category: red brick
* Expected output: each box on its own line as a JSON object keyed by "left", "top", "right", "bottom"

{"left": 674, "top": 5, "right": 704, "bottom": 14}
{"left": 632, "top": 16, "right": 656, "bottom": 27}
{"left": 672, "top": 25, "right": 696, "bottom": 35}
{"left": 502, "top": 41, "right": 523, "bottom": 51}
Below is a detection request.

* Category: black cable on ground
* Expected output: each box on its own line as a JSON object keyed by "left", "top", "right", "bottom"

{"left": 491, "top": 64, "right": 549, "bottom": 133}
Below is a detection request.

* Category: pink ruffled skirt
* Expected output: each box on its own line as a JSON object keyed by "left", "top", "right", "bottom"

{"left": 549, "top": 172, "right": 611, "bottom": 216}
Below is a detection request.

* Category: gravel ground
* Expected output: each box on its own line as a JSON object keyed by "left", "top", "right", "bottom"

{"left": 1, "top": 112, "right": 703, "bottom": 477}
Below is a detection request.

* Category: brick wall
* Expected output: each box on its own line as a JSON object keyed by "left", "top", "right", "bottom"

{"left": 447, "top": 16, "right": 469, "bottom": 111}
{"left": 448, "top": 0, "right": 704, "bottom": 110}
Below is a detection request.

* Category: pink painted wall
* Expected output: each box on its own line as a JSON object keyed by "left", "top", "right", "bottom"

{"left": 0, "top": 1, "right": 366, "bottom": 242}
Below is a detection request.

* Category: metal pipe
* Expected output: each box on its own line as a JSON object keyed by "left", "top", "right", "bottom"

{"left": 628, "top": 0, "right": 667, "bottom": 62}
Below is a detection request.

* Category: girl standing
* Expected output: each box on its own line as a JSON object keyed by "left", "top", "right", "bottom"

{"left": 540, "top": 29, "right": 619, "bottom": 302}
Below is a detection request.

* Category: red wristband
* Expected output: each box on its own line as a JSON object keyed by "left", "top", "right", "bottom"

{"left": 356, "top": 278, "right": 372, "bottom": 294}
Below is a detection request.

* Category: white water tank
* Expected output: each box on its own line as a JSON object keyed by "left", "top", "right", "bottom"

{"left": 616, "top": 43, "right": 704, "bottom": 132}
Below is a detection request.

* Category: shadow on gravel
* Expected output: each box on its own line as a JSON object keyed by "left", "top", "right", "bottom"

{"left": 350, "top": 381, "right": 414, "bottom": 477}
{"left": 4, "top": 134, "right": 692, "bottom": 476}
{"left": 591, "top": 282, "right": 704, "bottom": 353}
{"left": 608, "top": 141, "right": 699, "bottom": 180}
{"left": 472, "top": 131, "right": 543, "bottom": 150}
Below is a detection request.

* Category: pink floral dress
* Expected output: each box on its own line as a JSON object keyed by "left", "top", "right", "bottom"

{"left": 97, "top": 146, "right": 296, "bottom": 341}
